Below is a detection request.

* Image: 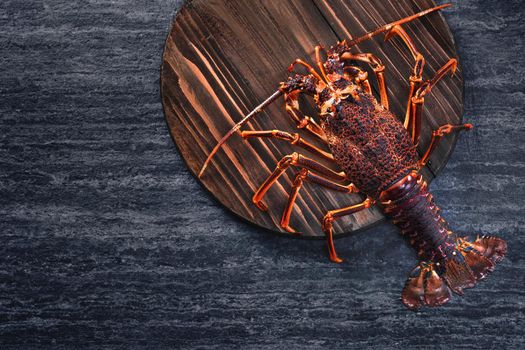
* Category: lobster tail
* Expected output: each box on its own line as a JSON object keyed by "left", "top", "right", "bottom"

{"left": 424, "top": 267, "right": 452, "bottom": 306}
{"left": 457, "top": 236, "right": 507, "bottom": 281}
{"left": 471, "top": 236, "right": 507, "bottom": 264}
{"left": 442, "top": 254, "right": 476, "bottom": 294}
{"left": 401, "top": 265, "right": 426, "bottom": 309}
{"left": 381, "top": 171, "right": 507, "bottom": 308}
{"left": 402, "top": 263, "right": 452, "bottom": 309}
{"left": 458, "top": 244, "right": 494, "bottom": 281}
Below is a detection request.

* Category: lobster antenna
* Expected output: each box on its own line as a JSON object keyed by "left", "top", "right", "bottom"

{"left": 346, "top": 3, "right": 452, "bottom": 48}
{"left": 198, "top": 89, "right": 283, "bottom": 178}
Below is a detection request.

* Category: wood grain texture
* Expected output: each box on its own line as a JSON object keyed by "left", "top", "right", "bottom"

{"left": 1, "top": 0, "right": 524, "bottom": 349}
{"left": 161, "top": 0, "right": 464, "bottom": 237}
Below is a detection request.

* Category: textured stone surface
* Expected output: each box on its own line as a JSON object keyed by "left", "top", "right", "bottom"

{"left": 0, "top": 0, "right": 523, "bottom": 349}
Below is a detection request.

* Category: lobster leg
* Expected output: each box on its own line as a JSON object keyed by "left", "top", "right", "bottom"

{"left": 384, "top": 25, "right": 425, "bottom": 133}
{"left": 252, "top": 152, "right": 346, "bottom": 211}
{"left": 340, "top": 52, "right": 389, "bottom": 109}
{"left": 285, "top": 91, "right": 327, "bottom": 142}
{"left": 408, "top": 59, "right": 458, "bottom": 145}
{"left": 241, "top": 130, "right": 333, "bottom": 161}
{"left": 315, "top": 45, "right": 330, "bottom": 83}
{"left": 288, "top": 59, "right": 325, "bottom": 84}
{"left": 281, "top": 169, "right": 358, "bottom": 233}
{"left": 322, "top": 198, "right": 375, "bottom": 263}
{"left": 344, "top": 65, "right": 373, "bottom": 95}
{"left": 418, "top": 123, "right": 473, "bottom": 167}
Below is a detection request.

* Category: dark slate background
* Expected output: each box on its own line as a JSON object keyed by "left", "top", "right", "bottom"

{"left": 1, "top": 0, "right": 524, "bottom": 348}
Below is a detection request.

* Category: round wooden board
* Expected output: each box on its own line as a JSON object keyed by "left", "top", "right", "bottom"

{"left": 161, "top": 0, "right": 464, "bottom": 238}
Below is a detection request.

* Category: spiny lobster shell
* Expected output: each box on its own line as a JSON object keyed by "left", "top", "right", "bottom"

{"left": 323, "top": 90, "right": 419, "bottom": 198}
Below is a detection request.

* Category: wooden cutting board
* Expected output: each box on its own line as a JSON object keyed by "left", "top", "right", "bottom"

{"left": 160, "top": 0, "right": 463, "bottom": 238}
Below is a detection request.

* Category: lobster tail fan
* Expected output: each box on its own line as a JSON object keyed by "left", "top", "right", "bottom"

{"left": 442, "top": 236, "right": 507, "bottom": 294}
{"left": 443, "top": 255, "right": 476, "bottom": 295}
{"left": 453, "top": 235, "right": 507, "bottom": 282}
{"left": 423, "top": 268, "right": 452, "bottom": 307}
{"left": 459, "top": 245, "right": 495, "bottom": 280}
{"left": 402, "top": 263, "right": 453, "bottom": 309}
{"left": 471, "top": 236, "right": 507, "bottom": 264}
{"left": 401, "top": 266, "right": 425, "bottom": 309}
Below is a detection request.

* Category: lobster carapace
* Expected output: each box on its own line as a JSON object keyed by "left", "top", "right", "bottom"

{"left": 198, "top": 4, "right": 506, "bottom": 309}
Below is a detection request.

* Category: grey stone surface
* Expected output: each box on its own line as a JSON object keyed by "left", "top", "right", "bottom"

{"left": 0, "top": 0, "right": 523, "bottom": 349}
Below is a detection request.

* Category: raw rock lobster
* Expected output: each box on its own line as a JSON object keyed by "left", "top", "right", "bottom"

{"left": 198, "top": 4, "right": 506, "bottom": 309}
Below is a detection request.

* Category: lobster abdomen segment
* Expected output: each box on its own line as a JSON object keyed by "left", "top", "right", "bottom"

{"left": 380, "top": 172, "right": 453, "bottom": 262}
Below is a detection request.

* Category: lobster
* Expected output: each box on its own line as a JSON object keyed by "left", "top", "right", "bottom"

{"left": 197, "top": 4, "right": 506, "bottom": 309}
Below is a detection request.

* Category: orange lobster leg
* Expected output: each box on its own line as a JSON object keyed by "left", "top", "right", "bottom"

{"left": 285, "top": 91, "right": 327, "bottom": 142}
{"left": 322, "top": 198, "right": 375, "bottom": 263}
{"left": 340, "top": 52, "right": 389, "bottom": 109}
{"left": 384, "top": 25, "right": 425, "bottom": 132}
{"left": 409, "top": 59, "right": 458, "bottom": 145}
{"left": 419, "top": 123, "right": 473, "bottom": 167}
{"left": 344, "top": 65, "right": 373, "bottom": 95}
{"left": 241, "top": 130, "right": 333, "bottom": 161}
{"left": 281, "top": 169, "right": 357, "bottom": 233}
{"left": 252, "top": 152, "right": 346, "bottom": 211}
{"left": 288, "top": 59, "right": 324, "bottom": 83}
{"left": 315, "top": 45, "right": 330, "bottom": 83}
